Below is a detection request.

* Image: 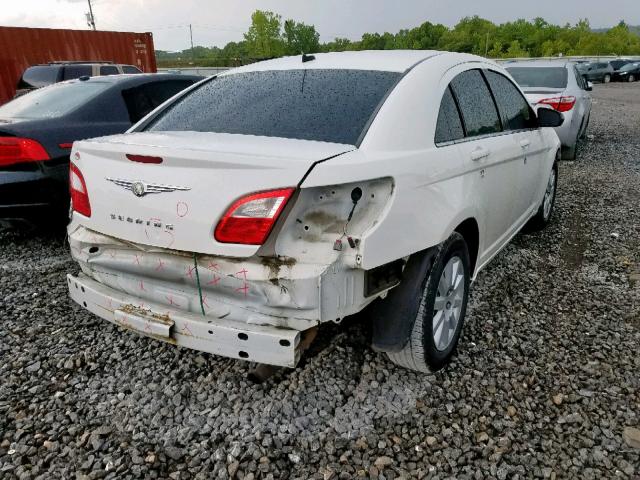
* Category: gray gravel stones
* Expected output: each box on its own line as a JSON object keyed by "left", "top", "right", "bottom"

{"left": 1, "top": 83, "right": 640, "bottom": 479}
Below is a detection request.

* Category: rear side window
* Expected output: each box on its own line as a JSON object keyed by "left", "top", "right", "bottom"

{"left": 450, "top": 70, "right": 501, "bottom": 137}
{"left": 145, "top": 69, "right": 401, "bottom": 145}
{"left": 19, "top": 66, "right": 60, "bottom": 88}
{"left": 573, "top": 67, "right": 587, "bottom": 89}
{"left": 62, "top": 65, "right": 92, "bottom": 80}
{"left": 122, "top": 80, "right": 195, "bottom": 123}
{"left": 122, "top": 65, "right": 142, "bottom": 74}
{"left": 435, "top": 87, "right": 464, "bottom": 144}
{"left": 100, "top": 66, "right": 119, "bottom": 76}
{"left": 485, "top": 71, "right": 534, "bottom": 130}
{"left": 506, "top": 67, "right": 568, "bottom": 89}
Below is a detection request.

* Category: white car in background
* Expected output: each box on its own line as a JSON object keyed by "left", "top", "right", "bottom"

{"left": 506, "top": 60, "right": 592, "bottom": 160}
{"left": 66, "top": 51, "right": 563, "bottom": 372}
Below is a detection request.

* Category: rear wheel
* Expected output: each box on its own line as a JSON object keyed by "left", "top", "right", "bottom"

{"left": 603, "top": 74, "right": 611, "bottom": 83}
{"left": 386, "top": 233, "right": 470, "bottom": 372}
{"left": 562, "top": 136, "right": 579, "bottom": 160}
{"left": 525, "top": 162, "right": 558, "bottom": 232}
{"left": 628, "top": 74, "right": 636, "bottom": 82}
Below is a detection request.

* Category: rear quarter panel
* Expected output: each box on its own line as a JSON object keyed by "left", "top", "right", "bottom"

{"left": 302, "top": 56, "right": 491, "bottom": 270}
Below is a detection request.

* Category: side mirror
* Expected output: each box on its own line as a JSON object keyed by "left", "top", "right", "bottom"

{"left": 537, "top": 107, "right": 564, "bottom": 128}
{"left": 585, "top": 81, "right": 593, "bottom": 91}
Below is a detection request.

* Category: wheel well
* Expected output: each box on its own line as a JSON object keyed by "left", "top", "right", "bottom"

{"left": 455, "top": 218, "right": 479, "bottom": 275}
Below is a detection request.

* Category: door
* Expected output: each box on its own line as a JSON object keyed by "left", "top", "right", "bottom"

{"left": 484, "top": 69, "right": 544, "bottom": 220}
{"left": 572, "top": 66, "right": 592, "bottom": 137}
{"left": 448, "top": 69, "right": 523, "bottom": 261}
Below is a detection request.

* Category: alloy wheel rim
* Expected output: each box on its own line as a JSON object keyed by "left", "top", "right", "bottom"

{"left": 432, "top": 256, "right": 465, "bottom": 352}
{"left": 543, "top": 169, "right": 556, "bottom": 220}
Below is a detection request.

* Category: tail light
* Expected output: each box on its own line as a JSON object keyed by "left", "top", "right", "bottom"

{"left": 69, "top": 163, "right": 91, "bottom": 217}
{"left": 0, "top": 137, "right": 49, "bottom": 167}
{"left": 214, "top": 188, "right": 295, "bottom": 245}
{"left": 537, "top": 96, "right": 576, "bottom": 113}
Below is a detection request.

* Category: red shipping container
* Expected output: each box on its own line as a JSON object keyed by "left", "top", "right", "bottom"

{"left": 0, "top": 26, "right": 156, "bottom": 104}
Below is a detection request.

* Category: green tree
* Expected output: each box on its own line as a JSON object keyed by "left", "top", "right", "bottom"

{"left": 244, "top": 10, "right": 285, "bottom": 59}
{"left": 283, "top": 20, "right": 320, "bottom": 55}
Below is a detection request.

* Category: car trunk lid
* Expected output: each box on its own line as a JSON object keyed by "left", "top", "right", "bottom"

{"left": 72, "top": 131, "right": 354, "bottom": 257}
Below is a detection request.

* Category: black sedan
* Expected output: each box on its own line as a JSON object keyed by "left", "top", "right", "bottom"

{"left": 612, "top": 62, "right": 640, "bottom": 82}
{"left": 0, "top": 73, "right": 202, "bottom": 220}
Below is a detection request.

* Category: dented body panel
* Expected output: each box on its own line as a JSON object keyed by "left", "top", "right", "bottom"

{"left": 67, "top": 219, "right": 382, "bottom": 365}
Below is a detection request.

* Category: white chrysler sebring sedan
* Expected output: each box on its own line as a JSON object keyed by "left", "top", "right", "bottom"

{"left": 67, "top": 51, "right": 563, "bottom": 372}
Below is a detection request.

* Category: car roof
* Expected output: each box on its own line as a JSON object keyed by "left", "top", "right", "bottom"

{"left": 224, "top": 50, "right": 486, "bottom": 75}
{"left": 503, "top": 60, "right": 572, "bottom": 68}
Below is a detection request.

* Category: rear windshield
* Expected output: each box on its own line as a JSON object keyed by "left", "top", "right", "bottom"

{"left": 20, "top": 66, "right": 60, "bottom": 88}
{"left": 145, "top": 69, "right": 401, "bottom": 145}
{"left": 506, "top": 67, "right": 568, "bottom": 89}
{"left": 0, "top": 81, "right": 110, "bottom": 120}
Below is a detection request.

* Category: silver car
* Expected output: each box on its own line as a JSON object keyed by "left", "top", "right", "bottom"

{"left": 506, "top": 61, "right": 592, "bottom": 160}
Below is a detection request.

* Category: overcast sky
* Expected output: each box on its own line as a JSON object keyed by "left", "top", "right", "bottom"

{"left": 3, "top": 0, "right": 639, "bottom": 51}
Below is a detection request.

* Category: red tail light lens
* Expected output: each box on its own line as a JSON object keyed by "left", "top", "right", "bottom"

{"left": 0, "top": 137, "right": 49, "bottom": 167}
{"left": 69, "top": 163, "right": 91, "bottom": 217}
{"left": 214, "top": 188, "right": 295, "bottom": 245}
{"left": 537, "top": 96, "right": 576, "bottom": 113}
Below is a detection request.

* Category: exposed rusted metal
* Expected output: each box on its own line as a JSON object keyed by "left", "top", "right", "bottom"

{"left": 247, "top": 326, "right": 318, "bottom": 382}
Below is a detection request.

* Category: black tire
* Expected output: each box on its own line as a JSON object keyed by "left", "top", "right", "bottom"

{"left": 524, "top": 162, "right": 558, "bottom": 232}
{"left": 386, "top": 232, "right": 471, "bottom": 372}
{"left": 603, "top": 74, "right": 611, "bottom": 83}
{"left": 562, "top": 142, "right": 577, "bottom": 160}
{"left": 579, "top": 115, "right": 590, "bottom": 140}
{"left": 628, "top": 74, "right": 636, "bottom": 83}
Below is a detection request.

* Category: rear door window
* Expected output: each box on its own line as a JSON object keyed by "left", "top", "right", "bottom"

{"left": 100, "top": 65, "right": 120, "bottom": 76}
{"left": 435, "top": 87, "right": 465, "bottom": 144}
{"left": 485, "top": 70, "right": 534, "bottom": 131}
{"left": 122, "top": 80, "right": 196, "bottom": 123}
{"left": 19, "top": 66, "right": 60, "bottom": 88}
{"left": 62, "top": 65, "right": 93, "bottom": 80}
{"left": 122, "top": 65, "right": 142, "bottom": 74}
{"left": 450, "top": 69, "right": 501, "bottom": 137}
{"left": 145, "top": 69, "right": 401, "bottom": 145}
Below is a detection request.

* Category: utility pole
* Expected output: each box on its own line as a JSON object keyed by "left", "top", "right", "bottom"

{"left": 189, "top": 24, "right": 195, "bottom": 64}
{"left": 87, "top": 0, "right": 96, "bottom": 30}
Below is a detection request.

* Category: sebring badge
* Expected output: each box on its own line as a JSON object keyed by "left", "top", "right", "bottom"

{"left": 106, "top": 177, "right": 190, "bottom": 197}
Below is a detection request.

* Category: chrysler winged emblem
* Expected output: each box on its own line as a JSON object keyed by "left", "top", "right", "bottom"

{"left": 106, "top": 178, "right": 191, "bottom": 197}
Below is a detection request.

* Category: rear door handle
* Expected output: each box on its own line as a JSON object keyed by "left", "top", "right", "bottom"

{"left": 470, "top": 147, "right": 490, "bottom": 161}
{"left": 520, "top": 139, "right": 531, "bottom": 149}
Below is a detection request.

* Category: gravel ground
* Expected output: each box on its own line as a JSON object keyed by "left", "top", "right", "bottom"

{"left": 1, "top": 83, "right": 639, "bottom": 480}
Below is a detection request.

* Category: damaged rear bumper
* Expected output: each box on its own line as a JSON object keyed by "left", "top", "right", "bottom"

{"left": 67, "top": 273, "right": 302, "bottom": 367}
{"left": 67, "top": 224, "right": 376, "bottom": 366}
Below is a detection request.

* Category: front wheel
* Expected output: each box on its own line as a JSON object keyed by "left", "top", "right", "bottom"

{"left": 628, "top": 74, "right": 636, "bottom": 82}
{"left": 603, "top": 74, "right": 611, "bottom": 83}
{"left": 524, "top": 162, "right": 558, "bottom": 232}
{"left": 386, "top": 233, "right": 470, "bottom": 372}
